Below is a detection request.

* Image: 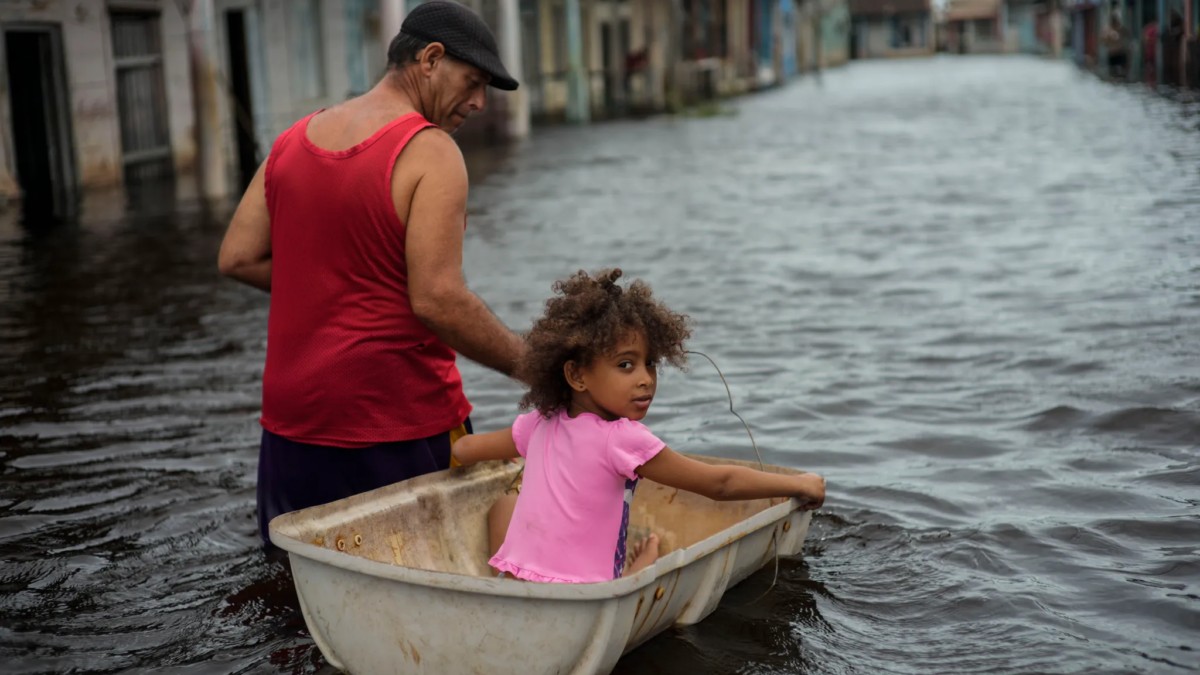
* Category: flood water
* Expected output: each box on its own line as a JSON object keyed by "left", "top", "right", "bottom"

{"left": 2, "top": 56, "right": 1198, "bottom": 674}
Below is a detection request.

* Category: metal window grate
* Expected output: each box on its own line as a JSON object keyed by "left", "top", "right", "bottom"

{"left": 111, "top": 12, "right": 163, "bottom": 59}
{"left": 111, "top": 11, "right": 173, "bottom": 183}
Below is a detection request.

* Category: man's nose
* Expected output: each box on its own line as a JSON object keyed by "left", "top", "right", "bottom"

{"left": 471, "top": 88, "right": 487, "bottom": 112}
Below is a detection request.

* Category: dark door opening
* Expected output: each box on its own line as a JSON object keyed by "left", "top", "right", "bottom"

{"left": 226, "top": 10, "right": 258, "bottom": 191}
{"left": 617, "top": 19, "right": 631, "bottom": 109}
{"left": 748, "top": 0, "right": 759, "bottom": 75}
{"left": 4, "top": 27, "right": 76, "bottom": 219}
{"left": 601, "top": 23, "right": 615, "bottom": 115}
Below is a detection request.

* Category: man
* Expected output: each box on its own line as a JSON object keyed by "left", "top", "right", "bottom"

{"left": 217, "top": 1, "right": 525, "bottom": 545}
{"left": 1103, "top": 15, "right": 1129, "bottom": 79}
{"left": 1144, "top": 20, "right": 1159, "bottom": 84}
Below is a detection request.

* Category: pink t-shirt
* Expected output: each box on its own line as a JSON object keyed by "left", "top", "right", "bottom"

{"left": 489, "top": 410, "right": 666, "bottom": 583}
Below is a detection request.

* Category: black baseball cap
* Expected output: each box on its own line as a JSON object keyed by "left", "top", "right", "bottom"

{"left": 400, "top": 1, "right": 519, "bottom": 91}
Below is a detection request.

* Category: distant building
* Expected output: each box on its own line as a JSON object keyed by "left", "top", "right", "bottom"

{"left": 944, "top": 0, "right": 1008, "bottom": 53}
{"left": 522, "top": 0, "right": 849, "bottom": 121}
{"left": 799, "top": 0, "right": 853, "bottom": 71}
{"left": 1, "top": 0, "right": 853, "bottom": 213}
{"left": 1005, "top": 0, "right": 1045, "bottom": 53}
{"left": 848, "top": 0, "right": 936, "bottom": 59}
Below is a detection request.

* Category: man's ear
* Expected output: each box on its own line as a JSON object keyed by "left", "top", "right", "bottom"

{"left": 418, "top": 42, "right": 447, "bottom": 75}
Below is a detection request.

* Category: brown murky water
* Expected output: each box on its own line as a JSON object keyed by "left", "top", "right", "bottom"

{"left": 2, "top": 56, "right": 1198, "bottom": 674}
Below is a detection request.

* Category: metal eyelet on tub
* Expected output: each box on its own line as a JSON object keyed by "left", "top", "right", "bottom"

{"left": 783, "top": 521, "right": 791, "bottom": 532}
{"left": 336, "top": 538, "right": 346, "bottom": 551}
{"left": 654, "top": 587, "right": 664, "bottom": 601}
{"left": 354, "top": 534, "right": 363, "bottom": 547}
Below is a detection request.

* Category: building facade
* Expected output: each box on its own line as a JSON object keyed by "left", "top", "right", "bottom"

{"left": 944, "top": 0, "right": 1008, "bottom": 52}
{"left": 523, "top": 0, "right": 850, "bottom": 122}
{"left": 0, "top": 0, "right": 527, "bottom": 210}
{"left": 0, "top": 1, "right": 195, "bottom": 214}
{"left": 2, "top": 0, "right": 854, "bottom": 212}
{"left": 849, "top": 0, "right": 935, "bottom": 58}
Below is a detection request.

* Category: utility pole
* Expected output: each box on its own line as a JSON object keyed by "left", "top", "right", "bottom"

{"left": 498, "top": 0, "right": 530, "bottom": 137}
{"left": 666, "top": 0, "right": 684, "bottom": 111}
{"left": 381, "top": 0, "right": 406, "bottom": 44}
{"left": 566, "top": 0, "right": 591, "bottom": 122}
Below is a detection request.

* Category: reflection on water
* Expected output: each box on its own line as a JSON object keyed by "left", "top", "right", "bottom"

{"left": 2, "top": 56, "right": 1198, "bottom": 674}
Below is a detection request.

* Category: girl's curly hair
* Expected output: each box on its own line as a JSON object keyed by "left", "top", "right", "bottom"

{"left": 516, "top": 269, "right": 692, "bottom": 417}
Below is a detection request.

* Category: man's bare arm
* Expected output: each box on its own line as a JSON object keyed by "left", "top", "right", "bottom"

{"left": 218, "top": 159, "right": 272, "bottom": 291}
{"left": 402, "top": 131, "right": 525, "bottom": 377}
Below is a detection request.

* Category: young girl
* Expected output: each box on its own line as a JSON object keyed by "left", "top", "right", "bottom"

{"left": 451, "top": 269, "right": 826, "bottom": 583}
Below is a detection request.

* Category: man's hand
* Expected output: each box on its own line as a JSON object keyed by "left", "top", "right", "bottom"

{"left": 219, "top": 159, "right": 272, "bottom": 291}
{"left": 399, "top": 129, "right": 526, "bottom": 377}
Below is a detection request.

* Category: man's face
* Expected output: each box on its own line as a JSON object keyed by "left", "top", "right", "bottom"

{"left": 426, "top": 51, "right": 489, "bottom": 132}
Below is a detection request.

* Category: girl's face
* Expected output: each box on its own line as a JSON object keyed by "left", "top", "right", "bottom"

{"left": 565, "top": 331, "right": 658, "bottom": 421}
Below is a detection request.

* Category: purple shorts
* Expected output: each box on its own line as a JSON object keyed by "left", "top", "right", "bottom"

{"left": 256, "top": 420, "right": 471, "bottom": 545}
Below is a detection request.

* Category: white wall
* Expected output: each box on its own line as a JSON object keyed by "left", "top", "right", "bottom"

{"left": 858, "top": 15, "right": 934, "bottom": 58}
{"left": 863, "top": 19, "right": 896, "bottom": 56}
{"left": 162, "top": 3, "right": 197, "bottom": 175}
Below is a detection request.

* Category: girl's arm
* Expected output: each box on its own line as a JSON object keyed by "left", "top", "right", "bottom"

{"left": 452, "top": 427, "right": 521, "bottom": 467}
{"left": 636, "top": 447, "right": 825, "bottom": 508}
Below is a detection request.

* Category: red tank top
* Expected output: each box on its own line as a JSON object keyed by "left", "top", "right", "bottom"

{"left": 260, "top": 111, "right": 472, "bottom": 447}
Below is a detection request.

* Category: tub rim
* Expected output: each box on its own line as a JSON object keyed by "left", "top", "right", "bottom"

{"left": 270, "top": 458, "right": 806, "bottom": 602}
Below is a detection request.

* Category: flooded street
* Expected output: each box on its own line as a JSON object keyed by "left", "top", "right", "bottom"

{"left": 2, "top": 56, "right": 1198, "bottom": 674}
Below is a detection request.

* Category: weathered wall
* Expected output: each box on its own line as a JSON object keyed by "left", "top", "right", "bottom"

{"left": 821, "top": 0, "right": 849, "bottom": 66}
{"left": 854, "top": 13, "right": 933, "bottom": 59}
{"left": 0, "top": 0, "right": 195, "bottom": 200}
{"left": 962, "top": 16, "right": 1007, "bottom": 53}
{"left": 0, "top": 1, "right": 122, "bottom": 194}
{"left": 163, "top": 1, "right": 196, "bottom": 175}
{"left": 861, "top": 18, "right": 890, "bottom": 55}
{"left": 207, "top": 0, "right": 357, "bottom": 194}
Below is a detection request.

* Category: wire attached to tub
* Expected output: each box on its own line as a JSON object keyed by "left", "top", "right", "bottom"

{"left": 684, "top": 350, "right": 780, "bottom": 604}
{"left": 683, "top": 351, "right": 765, "bottom": 471}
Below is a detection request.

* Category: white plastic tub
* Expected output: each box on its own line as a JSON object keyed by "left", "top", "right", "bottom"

{"left": 270, "top": 455, "right": 813, "bottom": 675}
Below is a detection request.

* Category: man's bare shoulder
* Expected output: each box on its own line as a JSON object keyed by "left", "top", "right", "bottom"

{"left": 401, "top": 127, "right": 466, "bottom": 176}
{"left": 391, "top": 125, "right": 468, "bottom": 220}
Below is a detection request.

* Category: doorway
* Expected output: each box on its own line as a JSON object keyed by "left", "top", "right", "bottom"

{"left": 226, "top": 9, "right": 258, "bottom": 191}
{"left": 3, "top": 26, "right": 76, "bottom": 218}
{"left": 601, "top": 22, "right": 614, "bottom": 114}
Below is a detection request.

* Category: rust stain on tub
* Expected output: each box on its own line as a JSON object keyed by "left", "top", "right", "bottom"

{"left": 389, "top": 533, "right": 406, "bottom": 566}
{"left": 649, "top": 574, "right": 682, "bottom": 630}
{"left": 633, "top": 592, "right": 654, "bottom": 638}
